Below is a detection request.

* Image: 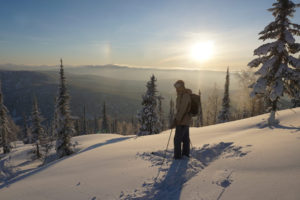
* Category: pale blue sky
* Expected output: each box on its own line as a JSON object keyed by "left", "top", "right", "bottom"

{"left": 0, "top": 0, "right": 299, "bottom": 71}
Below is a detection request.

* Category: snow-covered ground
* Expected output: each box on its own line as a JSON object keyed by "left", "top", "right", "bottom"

{"left": 0, "top": 108, "right": 300, "bottom": 200}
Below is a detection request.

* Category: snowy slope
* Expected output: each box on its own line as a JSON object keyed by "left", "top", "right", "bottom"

{"left": 0, "top": 108, "right": 300, "bottom": 200}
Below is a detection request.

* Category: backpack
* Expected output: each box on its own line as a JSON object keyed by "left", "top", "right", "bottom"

{"left": 190, "top": 93, "right": 200, "bottom": 117}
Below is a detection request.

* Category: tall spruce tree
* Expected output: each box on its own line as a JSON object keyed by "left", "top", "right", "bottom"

{"left": 31, "top": 97, "right": 46, "bottom": 158}
{"left": 248, "top": 0, "right": 300, "bottom": 125}
{"left": 218, "top": 68, "right": 231, "bottom": 123}
{"left": 138, "top": 75, "right": 159, "bottom": 135}
{"left": 0, "top": 81, "right": 12, "bottom": 154}
{"left": 55, "top": 59, "right": 75, "bottom": 158}
{"left": 168, "top": 98, "right": 175, "bottom": 128}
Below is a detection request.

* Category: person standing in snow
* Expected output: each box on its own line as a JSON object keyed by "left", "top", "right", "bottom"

{"left": 171, "top": 80, "right": 192, "bottom": 159}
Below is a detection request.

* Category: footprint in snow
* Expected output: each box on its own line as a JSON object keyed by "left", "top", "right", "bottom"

{"left": 219, "top": 179, "right": 231, "bottom": 188}
{"left": 213, "top": 169, "right": 233, "bottom": 188}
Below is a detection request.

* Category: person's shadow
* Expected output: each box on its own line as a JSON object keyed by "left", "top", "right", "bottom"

{"left": 154, "top": 159, "right": 188, "bottom": 200}
{"left": 137, "top": 159, "right": 189, "bottom": 200}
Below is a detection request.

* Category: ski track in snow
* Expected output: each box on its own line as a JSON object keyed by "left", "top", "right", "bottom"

{"left": 121, "top": 142, "right": 249, "bottom": 200}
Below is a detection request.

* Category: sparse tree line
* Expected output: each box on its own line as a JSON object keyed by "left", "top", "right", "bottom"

{"left": 136, "top": 64, "right": 296, "bottom": 136}
{"left": 0, "top": 0, "right": 299, "bottom": 162}
{"left": 73, "top": 105, "right": 140, "bottom": 136}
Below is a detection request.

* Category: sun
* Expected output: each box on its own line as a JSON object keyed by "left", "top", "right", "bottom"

{"left": 189, "top": 41, "right": 214, "bottom": 62}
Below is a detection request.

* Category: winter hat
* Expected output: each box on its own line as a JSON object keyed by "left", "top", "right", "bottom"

{"left": 174, "top": 80, "right": 185, "bottom": 88}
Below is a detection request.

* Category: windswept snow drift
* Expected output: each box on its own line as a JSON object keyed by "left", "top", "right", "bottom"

{"left": 0, "top": 108, "right": 300, "bottom": 200}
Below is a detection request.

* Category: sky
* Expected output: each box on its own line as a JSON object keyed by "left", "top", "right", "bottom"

{"left": 0, "top": 0, "right": 299, "bottom": 71}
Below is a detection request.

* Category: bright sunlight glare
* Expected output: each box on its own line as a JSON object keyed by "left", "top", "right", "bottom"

{"left": 189, "top": 41, "right": 215, "bottom": 62}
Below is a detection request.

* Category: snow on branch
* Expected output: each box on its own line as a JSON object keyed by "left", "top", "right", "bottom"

{"left": 288, "top": 56, "right": 300, "bottom": 69}
{"left": 254, "top": 56, "right": 277, "bottom": 77}
{"left": 248, "top": 57, "right": 268, "bottom": 68}
{"left": 284, "top": 30, "right": 295, "bottom": 44}
{"left": 289, "top": 43, "right": 300, "bottom": 54}
{"left": 259, "top": 21, "right": 278, "bottom": 35}
{"left": 251, "top": 78, "right": 267, "bottom": 97}
{"left": 254, "top": 42, "right": 277, "bottom": 56}
{"left": 290, "top": 23, "right": 300, "bottom": 30}
{"left": 289, "top": 29, "right": 300, "bottom": 36}
{"left": 259, "top": 30, "right": 281, "bottom": 41}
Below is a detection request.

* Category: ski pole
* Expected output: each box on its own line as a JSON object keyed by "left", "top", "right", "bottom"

{"left": 161, "top": 128, "right": 173, "bottom": 166}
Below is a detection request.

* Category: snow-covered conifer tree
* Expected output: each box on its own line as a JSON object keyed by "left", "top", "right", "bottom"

{"left": 101, "top": 102, "right": 109, "bottom": 133}
{"left": 218, "top": 68, "right": 231, "bottom": 123}
{"left": 168, "top": 98, "right": 175, "bottom": 129}
{"left": 31, "top": 97, "right": 46, "bottom": 158}
{"left": 0, "top": 81, "right": 12, "bottom": 154}
{"left": 55, "top": 59, "right": 75, "bottom": 158}
{"left": 248, "top": 0, "right": 300, "bottom": 125}
{"left": 138, "top": 75, "right": 159, "bottom": 135}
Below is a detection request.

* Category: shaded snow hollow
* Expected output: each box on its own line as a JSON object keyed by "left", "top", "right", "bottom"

{"left": 1, "top": 108, "right": 300, "bottom": 200}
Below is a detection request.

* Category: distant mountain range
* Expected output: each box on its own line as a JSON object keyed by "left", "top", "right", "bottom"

{"left": 0, "top": 64, "right": 244, "bottom": 126}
